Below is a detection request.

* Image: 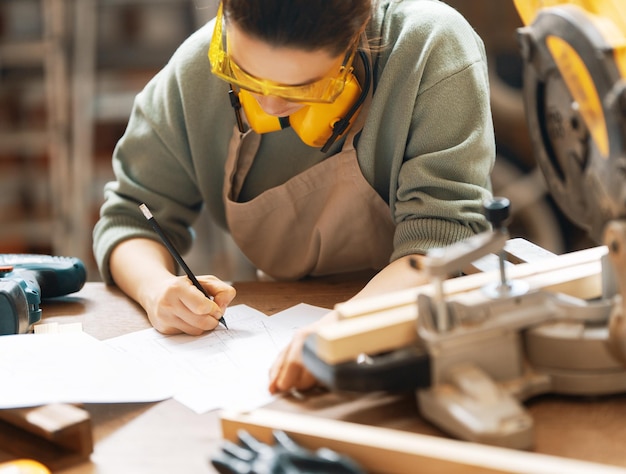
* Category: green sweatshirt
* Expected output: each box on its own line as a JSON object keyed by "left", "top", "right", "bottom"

{"left": 93, "top": 0, "right": 495, "bottom": 284}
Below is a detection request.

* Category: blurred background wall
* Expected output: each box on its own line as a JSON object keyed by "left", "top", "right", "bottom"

{"left": 0, "top": 0, "right": 592, "bottom": 282}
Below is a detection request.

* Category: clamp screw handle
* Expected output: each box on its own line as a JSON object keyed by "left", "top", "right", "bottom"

{"left": 484, "top": 197, "right": 511, "bottom": 230}
{"left": 484, "top": 197, "right": 512, "bottom": 292}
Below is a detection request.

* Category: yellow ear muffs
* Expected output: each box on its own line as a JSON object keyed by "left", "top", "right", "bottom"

{"left": 290, "top": 73, "right": 363, "bottom": 149}
{"left": 236, "top": 89, "right": 285, "bottom": 134}
{"left": 237, "top": 73, "right": 362, "bottom": 149}
{"left": 232, "top": 51, "right": 370, "bottom": 152}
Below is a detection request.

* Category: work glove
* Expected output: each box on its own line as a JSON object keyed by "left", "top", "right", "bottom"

{"left": 211, "top": 429, "right": 366, "bottom": 474}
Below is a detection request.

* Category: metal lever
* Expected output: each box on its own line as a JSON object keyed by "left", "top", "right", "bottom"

{"left": 482, "top": 197, "right": 529, "bottom": 299}
{"left": 420, "top": 197, "right": 511, "bottom": 332}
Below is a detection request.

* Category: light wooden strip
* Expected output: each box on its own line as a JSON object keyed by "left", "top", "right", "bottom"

{"left": 315, "top": 260, "right": 602, "bottom": 364}
{"left": 220, "top": 408, "right": 626, "bottom": 474}
{"left": 335, "top": 245, "right": 607, "bottom": 320}
{"left": 315, "top": 304, "right": 418, "bottom": 364}
{"left": 33, "top": 322, "right": 83, "bottom": 334}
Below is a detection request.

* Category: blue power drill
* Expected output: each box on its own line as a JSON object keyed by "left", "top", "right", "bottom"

{"left": 0, "top": 254, "right": 87, "bottom": 335}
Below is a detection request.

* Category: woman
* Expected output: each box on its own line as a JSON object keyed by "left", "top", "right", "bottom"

{"left": 93, "top": 0, "right": 495, "bottom": 393}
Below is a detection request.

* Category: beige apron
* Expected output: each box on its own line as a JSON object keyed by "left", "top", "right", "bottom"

{"left": 223, "top": 56, "right": 395, "bottom": 280}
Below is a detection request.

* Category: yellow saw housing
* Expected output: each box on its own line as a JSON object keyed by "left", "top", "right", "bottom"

{"left": 513, "top": 0, "right": 626, "bottom": 242}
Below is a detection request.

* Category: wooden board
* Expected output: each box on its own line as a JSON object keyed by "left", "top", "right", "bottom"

{"left": 219, "top": 408, "right": 626, "bottom": 474}
{"left": 316, "top": 255, "right": 604, "bottom": 364}
{"left": 0, "top": 404, "right": 92, "bottom": 471}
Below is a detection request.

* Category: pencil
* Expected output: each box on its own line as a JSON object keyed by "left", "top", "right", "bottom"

{"left": 139, "top": 203, "right": 228, "bottom": 329}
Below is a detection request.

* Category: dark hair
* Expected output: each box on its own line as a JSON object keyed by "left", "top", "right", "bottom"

{"left": 221, "top": 0, "right": 372, "bottom": 56}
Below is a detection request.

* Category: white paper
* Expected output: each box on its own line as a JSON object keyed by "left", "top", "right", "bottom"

{"left": 261, "top": 302, "right": 330, "bottom": 348}
{"left": 0, "top": 303, "right": 329, "bottom": 412}
{"left": 0, "top": 332, "right": 173, "bottom": 408}
{"left": 105, "top": 303, "right": 328, "bottom": 413}
{"left": 264, "top": 303, "right": 330, "bottom": 328}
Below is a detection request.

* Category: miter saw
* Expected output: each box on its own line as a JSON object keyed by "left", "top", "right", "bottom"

{"left": 301, "top": 0, "right": 626, "bottom": 450}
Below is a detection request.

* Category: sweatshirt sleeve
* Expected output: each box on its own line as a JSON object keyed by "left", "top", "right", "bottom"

{"left": 375, "top": 2, "right": 496, "bottom": 260}
{"left": 92, "top": 22, "right": 221, "bottom": 284}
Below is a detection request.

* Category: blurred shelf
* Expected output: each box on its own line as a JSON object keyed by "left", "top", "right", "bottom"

{"left": 0, "top": 0, "right": 219, "bottom": 274}
{"left": 0, "top": 220, "right": 55, "bottom": 246}
{"left": 0, "top": 131, "right": 49, "bottom": 155}
{"left": 0, "top": 41, "right": 48, "bottom": 66}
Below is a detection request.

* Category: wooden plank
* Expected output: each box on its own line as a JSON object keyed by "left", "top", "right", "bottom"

{"left": 219, "top": 408, "right": 626, "bottom": 474}
{"left": 315, "top": 304, "right": 418, "bottom": 364}
{"left": 0, "top": 404, "right": 92, "bottom": 471}
{"left": 334, "top": 245, "right": 606, "bottom": 320}
{"left": 316, "top": 258, "right": 602, "bottom": 364}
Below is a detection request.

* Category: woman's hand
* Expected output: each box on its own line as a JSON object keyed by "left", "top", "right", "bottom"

{"left": 141, "top": 274, "right": 236, "bottom": 335}
{"left": 268, "top": 310, "right": 338, "bottom": 394}
{"left": 110, "top": 238, "right": 236, "bottom": 335}
{"left": 267, "top": 255, "right": 429, "bottom": 394}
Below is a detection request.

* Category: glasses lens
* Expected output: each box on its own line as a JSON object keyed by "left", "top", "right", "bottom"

{"left": 208, "top": 4, "right": 355, "bottom": 103}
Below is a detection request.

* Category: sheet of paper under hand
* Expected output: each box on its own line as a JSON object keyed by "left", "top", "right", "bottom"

{"left": 105, "top": 303, "right": 329, "bottom": 413}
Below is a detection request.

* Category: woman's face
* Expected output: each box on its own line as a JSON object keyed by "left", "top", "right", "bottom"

{"left": 227, "top": 24, "right": 343, "bottom": 117}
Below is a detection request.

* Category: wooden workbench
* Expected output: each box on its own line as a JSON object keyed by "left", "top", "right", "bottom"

{"left": 2, "top": 275, "right": 626, "bottom": 473}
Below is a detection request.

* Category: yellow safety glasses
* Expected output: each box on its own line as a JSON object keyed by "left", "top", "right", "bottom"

{"left": 208, "top": 3, "right": 358, "bottom": 104}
